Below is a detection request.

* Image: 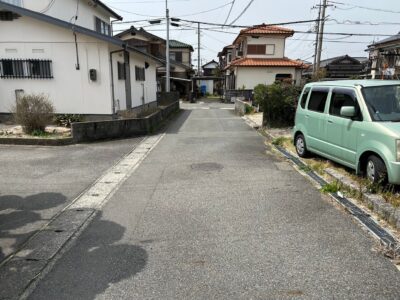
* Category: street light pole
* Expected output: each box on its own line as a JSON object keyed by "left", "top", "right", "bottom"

{"left": 165, "top": 0, "right": 170, "bottom": 92}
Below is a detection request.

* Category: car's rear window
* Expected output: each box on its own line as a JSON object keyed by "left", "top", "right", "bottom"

{"left": 307, "top": 88, "right": 329, "bottom": 113}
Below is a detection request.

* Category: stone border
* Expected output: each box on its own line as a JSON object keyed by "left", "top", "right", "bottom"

{"left": 263, "top": 128, "right": 400, "bottom": 231}
{"left": 0, "top": 137, "right": 73, "bottom": 146}
{"left": 0, "top": 101, "right": 179, "bottom": 146}
{"left": 324, "top": 168, "right": 400, "bottom": 229}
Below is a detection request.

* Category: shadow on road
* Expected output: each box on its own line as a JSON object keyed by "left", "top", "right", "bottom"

{"left": 0, "top": 192, "right": 67, "bottom": 262}
{"left": 166, "top": 109, "right": 192, "bottom": 134}
{"left": 29, "top": 212, "right": 147, "bottom": 300}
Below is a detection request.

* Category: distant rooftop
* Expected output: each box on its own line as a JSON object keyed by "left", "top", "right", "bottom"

{"left": 169, "top": 40, "right": 194, "bottom": 51}
{"left": 368, "top": 32, "right": 400, "bottom": 47}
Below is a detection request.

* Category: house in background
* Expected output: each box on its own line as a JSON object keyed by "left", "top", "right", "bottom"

{"left": 304, "top": 55, "right": 368, "bottom": 79}
{"left": 219, "top": 24, "right": 304, "bottom": 101}
{"left": 367, "top": 32, "right": 400, "bottom": 79}
{"left": 116, "top": 27, "right": 194, "bottom": 98}
{"left": 0, "top": 1, "right": 163, "bottom": 120}
{"left": 193, "top": 60, "right": 223, "bottom": 96}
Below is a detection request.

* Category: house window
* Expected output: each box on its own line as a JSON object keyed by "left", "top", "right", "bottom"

{"left": 275, "top": 74, "right": 292, "bottom": 82}
{"left": 95, "top": 17, "right": 111, "bottom": 36}
{"left": 2, "top": 0, "right": 22, "bottom": 6}
{"left": 266, "top": 44, "right": 275, "bottom": 55}
{"left": 135, "top": 66, "right": 145, "bottom": 81}
{"left": 247, "top": 44, "right": 266, "bottom": 55}
{"left": 169, "top": 52, "right": 182, "bottom": 62}
{"left": 117, "top": 62, "right": 126, "bottom": 80}
{"left": 0, "top": 59, "right": 53, "bottom": 79}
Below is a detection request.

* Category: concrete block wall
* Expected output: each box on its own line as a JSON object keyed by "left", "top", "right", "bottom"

{"left": 72, "top": 101, "right": 179, "bottom": 143}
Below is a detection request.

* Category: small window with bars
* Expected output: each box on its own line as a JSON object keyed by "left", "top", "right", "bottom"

{"left": 135, "top": 66, "right": 145, "bottom": 81}
{"left": 0, "top": 59, "right": 53, "bottom": 79}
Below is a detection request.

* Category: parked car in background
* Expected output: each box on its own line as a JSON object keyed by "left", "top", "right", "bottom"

{"left": 293, "top": 80, "right": 400, "bottom": 185}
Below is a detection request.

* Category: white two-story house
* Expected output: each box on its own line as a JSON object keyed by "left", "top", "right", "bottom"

{"left": 221, "top": 24, "right": 304, "bottom": 92}
{"left": 0, "top": 0, "right": 163, "bottom": 120}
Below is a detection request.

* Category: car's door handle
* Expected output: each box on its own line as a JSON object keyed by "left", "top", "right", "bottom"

{"left": 328, "top": 120, "right": 333, "bottom": 124}
{"left": 305, "top": 115, "right": 309, "bottom": 118}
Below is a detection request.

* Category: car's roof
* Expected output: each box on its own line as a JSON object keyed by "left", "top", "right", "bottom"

{"left": 305, "top": 80, "right": 400, "bottom": 88}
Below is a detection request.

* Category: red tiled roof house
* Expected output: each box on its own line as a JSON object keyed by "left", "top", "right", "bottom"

{"left": 220, "top": 24, "right": 304, "bottom": 93}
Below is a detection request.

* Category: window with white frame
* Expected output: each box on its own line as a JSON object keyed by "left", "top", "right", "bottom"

{"left": 266, "top": 44, "right": 275, "bottom": 55}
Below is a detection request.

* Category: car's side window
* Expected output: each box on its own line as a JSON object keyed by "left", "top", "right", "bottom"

{"left": 329, "top": 88, "right": 362, "bottom": 120}
{"left": 300, "top": 87, "right": 310, "bottom": 109}
{"left": 307, "top": 88, "right": 329, "bottom": 113}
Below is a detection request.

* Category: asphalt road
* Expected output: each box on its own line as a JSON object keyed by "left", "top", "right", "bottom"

{"left": 0, "top": 137, "right": 143, "bottom": 262}
{"left": 29, "top": 100, "right": 400, "bottom": 299}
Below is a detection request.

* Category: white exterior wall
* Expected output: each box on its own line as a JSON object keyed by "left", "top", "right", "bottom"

{"left": 235, "top": 67, "right": 298, "bottom": 89}
{"left": 19, "top": 0, "right": 111, "bottom": 29}
{"left": 0, "top": 16, "right": 114, "bottom": 114}
{"left": 112, "top": 52, "right": 127, "bottom": 111}
{"left": 129, "top": 52, "right": 157, "bottom": 108}
{"left": 245, "top": 36, "right": 286, "bottom": 59}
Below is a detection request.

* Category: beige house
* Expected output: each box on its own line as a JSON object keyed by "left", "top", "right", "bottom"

{"left": 367, "top": 32, "right": 400, "bottom": 79}
{"left": 116, "top": 27, "right": 193, "bottom": 96}
{"left": 220, "top": 24, "right": 304, "bottom": 95}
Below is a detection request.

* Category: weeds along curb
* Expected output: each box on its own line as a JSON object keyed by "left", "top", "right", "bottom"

{"left": 261, "top": 129, "right": 399, "bottom": 251}
{"left": 325, "top": 168, "right": 400, "bottom": 230}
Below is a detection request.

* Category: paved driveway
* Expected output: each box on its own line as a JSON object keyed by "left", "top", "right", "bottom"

{"left": 0, "top": 137, "right": 143, "bottom": 262}
{"left": 28, "top": 100, "right": 400, "bottom": 299}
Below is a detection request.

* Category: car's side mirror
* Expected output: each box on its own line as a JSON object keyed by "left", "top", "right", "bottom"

{"left": 340, "top": 106, "right": 356, "bottom": 118}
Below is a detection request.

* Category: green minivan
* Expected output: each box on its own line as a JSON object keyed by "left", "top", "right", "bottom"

{"left": 293, "top": 80, "right": 400, "bottom": 185}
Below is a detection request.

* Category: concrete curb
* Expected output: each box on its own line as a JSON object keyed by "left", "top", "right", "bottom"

{"left": 0, "top": 137, "right": 73, "bottom": 146}
{"left": 325, "top": 168, "right": 400, "bottom": 230}
{"left": 259, "top": 128, "right": 399, "bottom": 247}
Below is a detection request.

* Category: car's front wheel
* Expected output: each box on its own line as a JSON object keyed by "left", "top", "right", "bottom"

{"left": 366, "top": 155, "right": 388, "bottom": 184}
{"left": 295, "top": 133, "right": 309, "bottom": 158}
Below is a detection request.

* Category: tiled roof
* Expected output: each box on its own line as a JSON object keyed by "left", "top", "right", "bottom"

{"left": 227, "top": 58, "right": 305, "bottom": 68}
{"left": 169, "top": 40, "right": 194, "bottom": 50}
{"left": 240, "top": 24, "right": 294, "bottom": 36}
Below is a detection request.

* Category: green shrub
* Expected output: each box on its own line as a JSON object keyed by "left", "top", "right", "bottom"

{"left": 245, "top": 104, "right": 254, "bottom": 114}
{"left": 12, "top": 94, "right": 55, "bottom": 134}
{"left": 254, "top": 82, "right": 301, "bottom": 128}
{"left": 54, "top": 114, "right": 82, "bottom": 128}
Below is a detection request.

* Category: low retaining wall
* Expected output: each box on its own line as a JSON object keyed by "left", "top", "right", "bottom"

{"left": 157, "top": 92, "right": 180, "bottom": 106}
{"left": 235, "top": 99, "right": 250, "bottom": 116}
{"left": 225, "top": 89, "right": 253, "bottom": 103}
{"left": 72, "top": 101, "right": 179, "bottom": 143}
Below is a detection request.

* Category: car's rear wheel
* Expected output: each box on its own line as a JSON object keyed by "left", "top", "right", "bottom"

{"left": 295, "top": 133, "right": 309, "bottom": 158}
{"left": 366, "top": 155, "right": 387, "bottom": 184}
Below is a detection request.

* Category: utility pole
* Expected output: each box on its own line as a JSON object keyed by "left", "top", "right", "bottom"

{"left": 315, "top": 0, "right": 327, "bottom": 73}
{"left": 197, "top": 22, "right": 201, "bottom": 76}
{"left": 312, "top": 1, "right": 322, "bottom": 75}
{"left": 165, "top": 0, "right": 170, "bottom": 92}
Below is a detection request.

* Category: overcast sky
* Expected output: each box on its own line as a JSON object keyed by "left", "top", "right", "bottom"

{"left": 104, "top": 0, "right": 400, "bottom": 65}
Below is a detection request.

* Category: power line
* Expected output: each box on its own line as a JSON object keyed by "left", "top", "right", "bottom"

{"left": 106, "top": 4, "right": 163, "bottom": 17}
{"left": 330, "top": 1, "right": 400, "bottom": 14}
{"left": 223, "top": 0, "right": 235, "bottom": 26}
{"left": 177, "top": 1, "right": 233, "bottom": 17}
{"left": 228, "top": 0, "right": 255, "bottom": 25}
